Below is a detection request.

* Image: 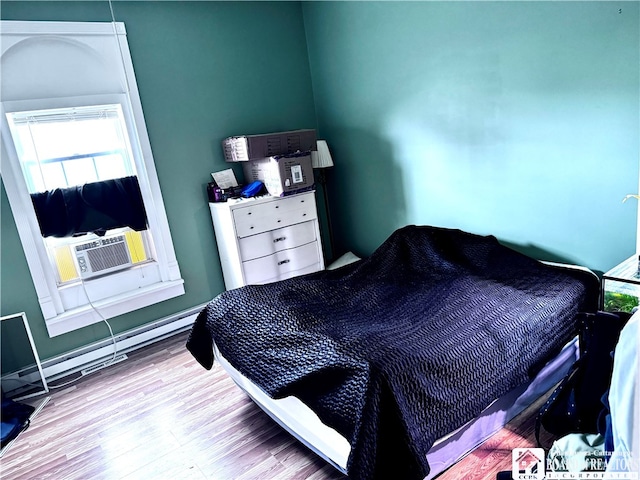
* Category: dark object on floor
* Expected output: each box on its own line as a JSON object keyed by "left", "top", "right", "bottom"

{"left": 496, "top": 471, "right": 513, "bottom": 480}
{"left": 1, "top": 392, "right": 35, "bottom": 448}
{"left": 536, "top": 310, "right": 632, "bottom": 446}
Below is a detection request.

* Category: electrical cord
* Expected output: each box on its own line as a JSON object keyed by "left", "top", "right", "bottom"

{"left": 40, "top": 274, "right": 120, "bottom": 391}
{"left": 3, "top": 272, "right": 119, "bottom": 395}
{"left": 79, "top": 273, "right": 119, "bottom": 365}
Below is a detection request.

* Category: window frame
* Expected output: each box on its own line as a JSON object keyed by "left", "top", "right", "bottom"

{"left": 1, "top": 21, "right": 184, "bottom": 337}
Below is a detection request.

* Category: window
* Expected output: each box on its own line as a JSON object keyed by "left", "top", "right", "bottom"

{"left": 8, "top": 104, "right": 134, "bottom": 193}
{"left": 6, "top": 104, "right": 154, "bottom": 286}
{"left": 1, "top": 21, "right": 184, "bottom": 337}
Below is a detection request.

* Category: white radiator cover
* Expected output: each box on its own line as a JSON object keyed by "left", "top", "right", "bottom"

{"left": 2, "top": 303, "right": 207, "bottom": 395}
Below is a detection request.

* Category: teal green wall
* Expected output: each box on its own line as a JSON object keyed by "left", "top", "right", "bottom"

{"left": 302, "top": 1, "right": 639, "bottom": 272}
{"left": 0, "top": 1, "right": 317, "bottom": 365}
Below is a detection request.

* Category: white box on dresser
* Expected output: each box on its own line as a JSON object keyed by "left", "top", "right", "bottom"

{"left": 209, "top": 191, "right": 325, "bottom": 290}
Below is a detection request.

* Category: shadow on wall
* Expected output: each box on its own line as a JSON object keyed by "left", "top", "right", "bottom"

{"left": 196, "top": 200, "right": 226, "bottom": 295}
{"left": 500, "top": 240, "right": 603, "bottom": 277}
{"left": 327, "top": 128, "right": 407, "bottom": 258}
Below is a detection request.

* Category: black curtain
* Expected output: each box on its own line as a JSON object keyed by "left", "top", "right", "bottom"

{"left": 30, "top": 176, "right": 148, "bottom": 238}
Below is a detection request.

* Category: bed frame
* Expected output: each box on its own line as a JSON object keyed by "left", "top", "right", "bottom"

{"left": 205, "top": 257, "right": 596, "bottom": 478}
{"left": 215, "top": 336, "right": 579, "bottom": 479}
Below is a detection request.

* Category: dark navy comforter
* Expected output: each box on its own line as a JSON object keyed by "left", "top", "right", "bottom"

{"left": 187, "top": 225, "right": 599, "bottom": 479}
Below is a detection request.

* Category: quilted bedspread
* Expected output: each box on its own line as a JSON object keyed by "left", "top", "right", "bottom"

{"left": 187, "top": 225, "right": 599, "bottom": 479}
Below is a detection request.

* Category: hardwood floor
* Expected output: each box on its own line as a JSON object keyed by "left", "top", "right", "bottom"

{"left": 1, "top": 331, "right": 556, "bottom": 480}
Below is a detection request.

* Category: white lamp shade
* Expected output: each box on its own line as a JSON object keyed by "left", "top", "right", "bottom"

{"left": 311, "top": 140, "right": 334, "bottom": 169}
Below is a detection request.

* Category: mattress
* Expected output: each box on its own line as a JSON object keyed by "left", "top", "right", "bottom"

{"left": 214, "top": 336, "right": 579, "bottom": 479}
{"left": 188, "top": 226, "right": 600, "bottom": 478}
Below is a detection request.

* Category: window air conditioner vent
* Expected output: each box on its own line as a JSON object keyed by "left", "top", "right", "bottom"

{"left": 75, "top": 235, "right": 132, "bottom": 278}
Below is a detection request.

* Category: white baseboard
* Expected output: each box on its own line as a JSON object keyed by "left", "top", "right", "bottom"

{"left": 2, "top": 303, "right": 207, "bottom": 397}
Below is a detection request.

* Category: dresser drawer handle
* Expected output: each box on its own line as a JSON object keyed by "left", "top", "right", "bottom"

{"left": 278, "top": 259, "right": 290, "bottom": 266}
{"left": 273, "top": 236, "right": 286, "bottom": 243}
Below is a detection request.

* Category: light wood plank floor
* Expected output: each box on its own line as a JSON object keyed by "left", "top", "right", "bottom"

{"left": 1, "top": 331, "right": 556, "bottom": 480}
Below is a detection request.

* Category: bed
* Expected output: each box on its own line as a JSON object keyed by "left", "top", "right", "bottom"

{"left": 187, "top": 225, "right": 600, "bottom": 479}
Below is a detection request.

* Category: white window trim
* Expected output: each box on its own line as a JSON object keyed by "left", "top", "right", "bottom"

{"left": 1, "top": 21, "right": 184, "bottom": 337}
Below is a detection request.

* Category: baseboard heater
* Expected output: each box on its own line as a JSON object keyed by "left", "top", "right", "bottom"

{"left": 2, "top": 303, "right": 207, "bottom": 397}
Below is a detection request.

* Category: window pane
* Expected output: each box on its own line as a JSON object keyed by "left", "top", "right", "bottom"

{"left": 6, "top": 104, "right": 137, "bottom": 193}
{"left": 40, "top": 163, "right": 67, "bottom": 191}
{"left": 63, "top": 158, "right": 98, "bottom": 186}
{"left": 95, "top": 154, "right": 128, "bottom": 180}
{"left": 26, "top": 164, "right": 45, "bottom": 192}
{"left": 13, "top": 124, "right": 38, "bottom": 163}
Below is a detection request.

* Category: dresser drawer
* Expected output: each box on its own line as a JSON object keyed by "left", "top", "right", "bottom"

{"left": 238, "top": 221, "right": 318, "bottom": 261}
{"left": 243, "top": 241, "right": 321, "bottom": 285}
{"left": 233, "top": 194, "right": 317, "bottom": 238}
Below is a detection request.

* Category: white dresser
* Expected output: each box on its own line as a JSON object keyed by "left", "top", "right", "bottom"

{"left": 209, "top": 191, "right": 325, "bottom": 290}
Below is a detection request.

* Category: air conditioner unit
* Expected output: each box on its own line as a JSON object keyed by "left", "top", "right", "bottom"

{"left": 74, "top": 235, "right": 133, "bottom": 279}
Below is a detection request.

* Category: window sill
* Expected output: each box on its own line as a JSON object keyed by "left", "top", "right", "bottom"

{"left": 45, "top": 279, "right": 185, "bottom": 337}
